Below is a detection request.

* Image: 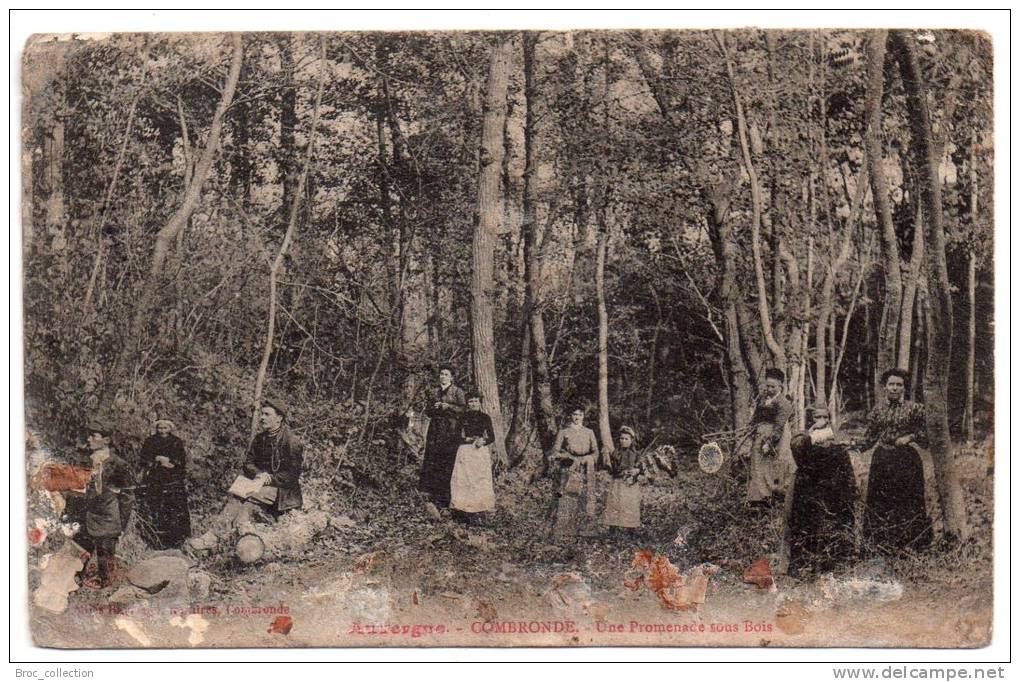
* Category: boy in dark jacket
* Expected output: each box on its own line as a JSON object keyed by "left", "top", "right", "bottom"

{"left": 77, "top": 420, "right": 134, "bottom": 588}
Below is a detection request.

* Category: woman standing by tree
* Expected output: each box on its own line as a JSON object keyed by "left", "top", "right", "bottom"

{"left": 859, "top": 368, "right": 933, "bottom": 554}
{"left": 418, "top": 365, "right": 466, "bottom": 514}
{"left": 548, "top": 407, "right": 603, "bottom": 540}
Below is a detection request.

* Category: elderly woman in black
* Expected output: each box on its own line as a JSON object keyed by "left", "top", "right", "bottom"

{"left": 137, "top": 418, "right": 191, "bottom": 549}
{"left": 788, "top": 403, "right": 857, "bottom": 575}
{"left": 859, "top": 368, "right": 932, "bottom": 554}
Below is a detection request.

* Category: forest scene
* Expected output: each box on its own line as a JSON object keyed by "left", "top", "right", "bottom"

{"left": 22, "top": 28, "right": 994, "bottom": 648}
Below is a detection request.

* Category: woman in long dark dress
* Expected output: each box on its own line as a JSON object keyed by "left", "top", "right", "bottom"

{"left": 137, "top": 419, "right": 191, "bottom": 549}
{"left": 788, "top": 403, "right": 857, "bottom": 575}
{"left": 860, "top": 368, "right": 932, "bottom": 554}
{"left": 417, "top": 365, "right": 466, "bottom": 510}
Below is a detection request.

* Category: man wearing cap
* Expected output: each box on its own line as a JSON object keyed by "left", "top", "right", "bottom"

{"left": 77, "top": 419, "right": 134, "bottom": 588}
{"left": 747, "top": 368, "right": 796, "bottom": 506}
{"left": 786, "top": 402, "right": 857, "bottom": 575}
{"left": 188, "top": 399, "right": 303, "bottom": 551}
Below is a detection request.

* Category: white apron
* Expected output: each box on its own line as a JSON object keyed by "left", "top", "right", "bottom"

{"left": 450, "top": 444, "right": 496, "bottom": 513}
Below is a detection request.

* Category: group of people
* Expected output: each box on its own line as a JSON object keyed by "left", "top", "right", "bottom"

{"left": 416, "top": 366, "right": 498, "bottom": 521}
{"left": 416, "top": 365, "right": 652, "bottom": 539}
{"left": 66, "top": 398, "right": 303, "bottom": 587}
{"left": 748, "top": 367, "right": 935, "bottom": 576}
{"left": 62, "top": 362, "right": 934, "bottom": 588}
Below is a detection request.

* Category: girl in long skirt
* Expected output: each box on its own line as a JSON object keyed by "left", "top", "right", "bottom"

{"left": 450, "top": 392, "right": 496, "bottom": 519}
{"left": 601, "top": 426, "right": 642, "bottom": 536}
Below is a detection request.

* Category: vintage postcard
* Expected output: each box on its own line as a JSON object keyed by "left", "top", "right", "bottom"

{"left": 21, "top": 26, "right": 995, "bottom": 649}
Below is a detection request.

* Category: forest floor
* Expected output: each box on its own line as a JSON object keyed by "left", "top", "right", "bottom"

{"left": 30, "top": 440, "right": 994, "bottom": 649}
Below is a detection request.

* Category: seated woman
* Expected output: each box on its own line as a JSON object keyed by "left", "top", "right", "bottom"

{"left": 788, "top": 403, "right": 857, "bottom": 576}
{"left": 449, "top": 391, "right": 497, "bottom": 520}
{"left": 858, "top": 368, "right": 933, "bottom": 555}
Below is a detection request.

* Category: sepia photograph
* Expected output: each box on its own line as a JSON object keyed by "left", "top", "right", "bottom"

{"left": 16, "top": 14, "right": 1000, "bottom": 654}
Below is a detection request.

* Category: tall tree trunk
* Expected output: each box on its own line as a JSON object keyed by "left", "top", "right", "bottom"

{"left": 899, "top": 79, "right": 959, "bottom": 369}
{"left": 717, "top": 32, "right": 786, "bottom": 369}
{"left": 470, "top": 36, "right": 512, "bottom": 467}
{"left": 113, "top": 35, "right": 243, "bottom": 391}
{"left": 595, "top": 227, "right": 614, "bottom": 457}
{"left": 512, "top": 31, "right": 560, "bottom": 464}
{"left": 889, "top": 29, "right": 968, "bottom": 542}
{"left": 278, "top": 34, "right": 298, "bottom": 228}
{"left": 864, "top": 30, "right": 903, "bottom": 396}
{"left": 251, "top": 38, "right": 327, "bottom": 435}
{"left": 508, "top": 321, "right": 532, "bottom": 460}
{"left": 376, "top": 40, "right": 428, "bottom": 404}
{"left": 705, "top": 183, "right": 754, "bottom": 429}
{"left": 594, "top": 39, "right": 614, "bottom": 459}
{"left": 897, "top": 207, "right": 925, "bottom": 367}
{"left": 964, "top": 131, "right": 978, "bottom": 443}
{"left": 510, "top": 33, "right": 558, "bottom": 468}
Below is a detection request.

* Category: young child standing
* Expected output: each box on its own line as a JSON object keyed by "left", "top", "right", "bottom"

{"left": 78, "top": 420, "right": 134, "bottom": 588}
{"left": 601, "top": 425, "right": 643, "bottom": 536}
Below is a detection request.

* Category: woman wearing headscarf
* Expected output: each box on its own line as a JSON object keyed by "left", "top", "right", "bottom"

{"left": 418, "top": 365, "right": 466, "bottom": 511}
{"left": 137, "top": 418, "right": 191, "bottom": 549}
{"left": 858, "top": 368, "right": 932, "bottom": 554}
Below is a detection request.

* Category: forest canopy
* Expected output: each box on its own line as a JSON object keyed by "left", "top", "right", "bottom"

{"left": 22, "top": 29, "right": 994, "bottom": 539}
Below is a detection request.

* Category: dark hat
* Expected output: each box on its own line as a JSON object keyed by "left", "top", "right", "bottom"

{"left": 765, "top": 367, "right": 786, "bottom": 383}
{"left": 619, "top": 425, "right": 637, "bottom": 438}
{"left": 465, "top": 389, "right": 482, "bottom": 401}
{"left": 85, "top": 419, "right": 113, "bottom": 437}
{"left": 261, "top": 398, "right": 288, "bottom": 420}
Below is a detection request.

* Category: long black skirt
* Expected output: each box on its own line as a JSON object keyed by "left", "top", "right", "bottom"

{"left": 138, "top": 480, "right": 192, "bottom": 549}
{"left": 418, "top": 438, "right": 458, "bottom": 506}
{"left": 864, "top": 444, "right": 932, "bottom": 554}
{"left": 788, "top": 439, "right": 858, "bottom": 575}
